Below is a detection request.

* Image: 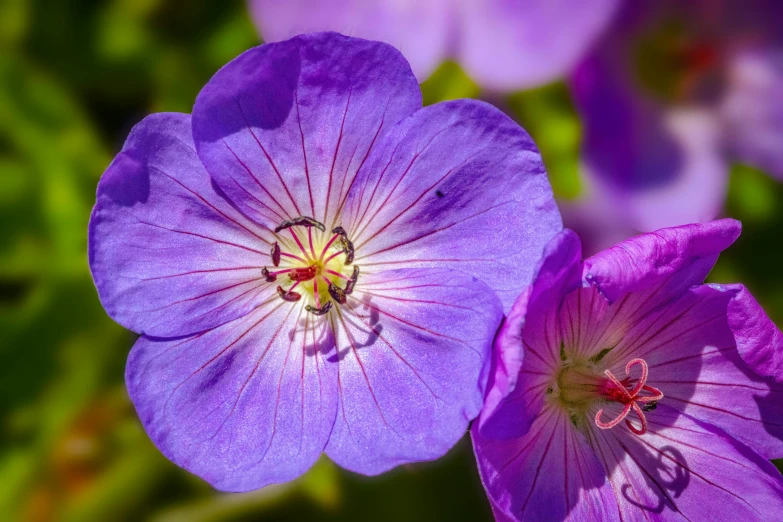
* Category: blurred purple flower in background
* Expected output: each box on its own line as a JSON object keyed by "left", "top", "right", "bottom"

{"left": 249, "top": 0, "right": 620, "bottom": 90}
{"left": 572, "top": 0, "right": 783, "bottom": 232}
{"left": 88, "top": 32, "right": 561, "bottom": 491}
{"left": 473, "top": 220, "right": 783, "bottom": 521}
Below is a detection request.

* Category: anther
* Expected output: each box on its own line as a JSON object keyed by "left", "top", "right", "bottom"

{"left": 274, "top": 216, "right": 326, "bottom": 233}
{"left": 330, "top": 225, "right": 355, "bottom": 265}
{"left": 332, "top": 226, "right": 347, "bottom": 237}
{"left": 277, "top": 286, "right": 302, "bottom": 302}
{"left": 271, "top": 242, "right": 281, "bottom": 267}
{"left": 306, "top": 301, "right": 333, "bottom": 316}
{"left": 339, "top": 236, "right": 355, "bottom": 265}
{"left": 344, "top": 265, "right": 360, "bottom": 295}
{"left": 262, "top": 267, "right": 277, "bottom": 282}
{"left": 642, "top": 401, "right": 658, "bottom": 412}
{"left": 327, "top": 281, "right": 347, "bottom": 304}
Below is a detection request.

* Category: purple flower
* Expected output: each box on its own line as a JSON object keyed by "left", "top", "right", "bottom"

{"left": 472, "top": 220, "right": 783, "bottom": 521}
{"left": 249, "top": 0, "right": 620, "bottom": 90}
{"left": 572, "top": 1, "right": 783, "bottom": 231}
{"left": 88, "top": 32, "right": 561, "bottom": 491}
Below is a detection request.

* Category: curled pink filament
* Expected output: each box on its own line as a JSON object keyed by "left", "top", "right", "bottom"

{"left": 595, "top": 358, "right": 664, "bottom": 436}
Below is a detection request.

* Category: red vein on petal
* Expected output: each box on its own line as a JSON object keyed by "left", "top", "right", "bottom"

{"left": 307, "top": 227, "right": 316, "bottom": 258}
{"left": 332, "top": 101, "right": 400, "bottom": 230}
{"left": 281, "top": 251, "right": 308, "bottom": 263}
{"left": 352, "top": 148, "right": 483, "bottom": 247}
{"left": 212, "top": 304, "right": 297, "bottom": 461}
{"left": 665, "top": 396, "right": 783, "bottom": 426}
{"left": 208, "top": 148, "right": 288, "bottom": 224}
{"left": 180, "top": 281, "right": 266, "bottom": 320}
{"left": 140, "top": 278, "right": 263, "bottom": 313}
{"left": 221, "top": 139, "right": 290, "bottom": 220}
{"left": 331, "top": 117, "right": 385, "bottom": 230}
{"left": 355, "top": 298, "right": 479, "bottom": 355}
{"left": 330, "top": 313, "right": 355, "bottom": 441}
{"left": 613, "top": 271, "right": 681, "bottom": 335}
{"left": 648, "top": 345, "right": 735, "bottom": 369}
{"left": 631, "top": 311, "right": 725, "bottom": 362}
{"left": 155, "top": 167, "right": 273, "bottom": 244}
{"left": 294, "top": 89, "right": 316, "bottom": 218}
{"left": 298, "top": 307, "right": 308, "bottom": 454}
{"left": 496, "top": 406, "right": 559, "bottom": 475}
{"left": 133, "top": 219, "right": 266, "bottom": 254}
{"left": 351, "top": 125, "right": 455, "bottom": 241}
{"left": 237, "top": 100, "right": 302, "bottom": 216}
{"left": 128, "top": 266, "right": 260, "bottom": 282}
{"left": 319, "top": 233, "right": 341, "bottom": 261}
{"left": 324, "top": 269, "right": 351, "bottom": 281}
{"left": 342, "top": 300, "right": 442, "bottom": 401}
{"left": 335, "top": 308, "right": 398, "bottom": 434}
{"left": 617, "top": 438, "right": 690, "bottom": 521}
{"left": 162, "top": 300, "right": 285, "bottom": 417}
{"left": 324, "top": 86, "right": 351, "bottom": 223}
{"left": 523, "top": 339, "right": 557, "bottom": 370}
{"left": 358, "top": 200, "right": 515, "bottom": 258}
{"left": 348, "top": 138, "right": 408, "bottom": 238}
{"left": 591, "top": 428, "right": 652, "bottom": 522}
{"left": 356, "top": 290, "right": 478, "bottom": 313}
{"left": 330, "top": 142, "right": 359, "bottom": 226}
{"left": 648, "top": 426, "right": 763, "bottom": 473}
{"left": 653, "top": 379, "right": 773, "bottom": 392}
{"left": 635, "top": 436, "right": 762, "bottom": 516}
{"left": 610, "top": 299, "right": 702, "bottom": 363}
{"left": 519, "top": 422, "right": 561, "bottom": 519}
{"left": 289, "top": 229, "right": 312, "bottom": 261}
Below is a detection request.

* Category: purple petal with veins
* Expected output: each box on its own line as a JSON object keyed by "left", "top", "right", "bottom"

{"left": 89, "top": 113, "right": 274, "bottom": 337}
{"left": 89, "top": 32, "right": 560, "bottom": 491}
{"left": 474, "top": 221, "right": 783, "bottom": 521}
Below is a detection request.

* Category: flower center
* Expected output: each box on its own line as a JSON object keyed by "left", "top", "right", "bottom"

{"left": 262, "top": 216, "right": 359, "bottom": 316}
{"left": 554, "top": 356, "right": 664, "bottom": 436}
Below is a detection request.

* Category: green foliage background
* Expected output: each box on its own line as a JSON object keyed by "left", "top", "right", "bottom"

{"left": 0, "top": 2, "right": 780, "bottom": 521}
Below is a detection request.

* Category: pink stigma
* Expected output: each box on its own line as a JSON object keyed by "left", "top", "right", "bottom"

{"left": 594, "top": 358, "right": 664, "bottom": 436}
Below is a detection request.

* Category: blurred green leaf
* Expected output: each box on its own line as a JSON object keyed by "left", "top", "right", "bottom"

{"left": 0, "top": 0, "right": 29, "bottom": 50}
{"left": 96, "top": 0, "right": 157, "bottom": 61}
{"left": 507, "top": 83, "right": 583, "bottom": 200}
{"left": 421, "top": 61, "right": 480, "bottom": 106}
{"left": 151, "top": 458, "right": 339, "bottom": 522}
{"left": 202, "top": 7, "right": 260, "bottom": 71}
{"left": 713, "top": 169, "right": 783, "bottom": 326}
{"left": 727, "top": 163, "right": 777, "bottom": 223}
{"left": 0, "top": 159, "right": 32, "bottom": 206}
{"left": 0, "top": 55, "right": 109, "bottom": 278}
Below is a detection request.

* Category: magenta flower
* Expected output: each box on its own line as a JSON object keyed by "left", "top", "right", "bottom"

{"left": 472, "top": 220, "right": 783, "bottom": 521}
{"left": 88, "top": 32, "right": 560, "bottom": 491}
{"left": 572, "top": 1, "right": 783, "bottom": 231}
{"left": 249, "top": 0, "right": 620, "bottom": 90}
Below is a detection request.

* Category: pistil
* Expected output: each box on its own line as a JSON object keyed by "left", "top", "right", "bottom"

{"left": 594, "top": 358, "right": 664, "bottom": 435}
{"left": 288, "top": 265, "right": 318, "bottom": 282}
